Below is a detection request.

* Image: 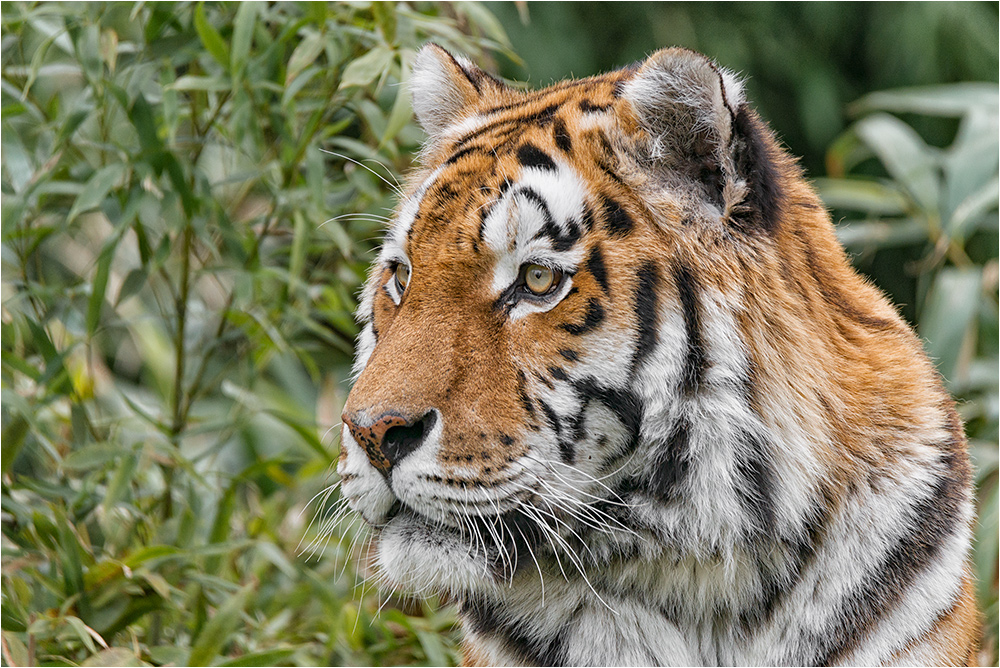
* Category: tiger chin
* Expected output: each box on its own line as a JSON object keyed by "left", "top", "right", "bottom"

{"left": 336, "top": 44, "right": 980, "bottom": 666}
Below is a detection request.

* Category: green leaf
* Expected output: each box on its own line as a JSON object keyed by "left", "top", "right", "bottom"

{"left": 81, "top": 647, "right": 146, "bottom": 667}
{"left": 194, "top": 3, "right": 230, "bottom": 70}
{"left": 170, "top": 75, "right": 232, "bottom": 92}
{"left": 116, "top": 267, "right": 149, "bottom": 305}
{"left": 216, "top": 649, "right": 296, "bottom": 667}
{"left": 835, "top": 218, "right": 928, "bottom": 250}
{"left": 87, "top": 242, "right": 115, "bottom": 336}
{"left": 338, "top": 45, "right": 393, "bottom": 89}
{"left": 102, "top": 451, "right": 138, "bottom": 513}
{"left": 230, "top": 2, "right": 258, "bottom": 75}
{"left": 380, "top": 79, "right": 412, "bottom": 148}
{"left": 851, "top": 83, "right": 999, "bottom": 118}
{"left": 1, "top": 414, "right": 29, "bottom": 475}
{"left": 123, "top": 545, "right": 181, "bottom": 569}
{"left": 187, "top": 584, "right": 253, "bottom": 667}
{"left": 68, "top": 164, "right": 126, "bottom": 224}
{"left": 286, "top": 31, "right": 325, "bottom": 85}
{"left": 1, "top": 124, "right": 34, "bottom": 193}
{"left": 947, "top": 175, "right": 999, "bottom": 242}
{"left": 416, "top": 629, "right": 449, "bottom": 667}
{"left": 919, "top": 267, "right": 982, "bottom": 385}
{"left": 852, "top": 113, "right": 939, "bottom": 212}
{"left": 974, "top": 481, "right": 999, "bottom": 602}
{"left": 65, "top": 616, "right": 105, "bottom": 654}
{"left": 61, "top": 443, "right": 121, "bottom": 472}
{"left": 815, "top": 177, "right": 910, "bottom": 215}
{"left": 0, "top": 632, "right": 28, "bottom": 666}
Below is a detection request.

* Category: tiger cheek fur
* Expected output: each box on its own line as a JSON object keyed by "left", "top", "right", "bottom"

{"left": 337, "top": 44, "right": 980, "bottom": 666}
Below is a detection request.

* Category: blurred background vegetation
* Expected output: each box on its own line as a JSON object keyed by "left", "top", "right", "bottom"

{"left": 1, "top": 2, "right": 996, "bottom": 666}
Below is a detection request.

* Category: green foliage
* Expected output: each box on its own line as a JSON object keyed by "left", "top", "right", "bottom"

{"left": 487, "top": 1, "right": 998, "bottom": 175}
{"left": 1, "top": 2, "right": 507, "bottom": 665}
{"left": 818, "top": 84, "right": 999, "bottom": 663}
{"left": 2, "top": 2, "right": 997, "bottom": 667}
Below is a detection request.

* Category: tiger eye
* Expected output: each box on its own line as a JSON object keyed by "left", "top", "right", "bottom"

{"left": 395, "top": 263, "right": 410, "bottom": 291}
{"left": 524, "top": 264, "right": 557, "bottom": 294}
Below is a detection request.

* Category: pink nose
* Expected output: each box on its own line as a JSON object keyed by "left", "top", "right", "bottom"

{"left": 342, "top": 411, "right": 434, "bottom": 475}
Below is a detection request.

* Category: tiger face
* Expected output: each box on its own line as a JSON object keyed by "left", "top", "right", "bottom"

{"left": 337, "top": 45, "right": 978, "bottom": 666}
{"left": 340, "top": 67, "right": 651, "bottom": 593}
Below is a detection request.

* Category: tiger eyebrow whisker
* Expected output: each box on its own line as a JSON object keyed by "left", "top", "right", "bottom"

{"left": 320, "top": 148, "right": 404, "bottom": 196}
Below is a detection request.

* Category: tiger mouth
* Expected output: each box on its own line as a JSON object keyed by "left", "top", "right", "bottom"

{"left": 376, "top": 494, "right": 550, "bottom": 579}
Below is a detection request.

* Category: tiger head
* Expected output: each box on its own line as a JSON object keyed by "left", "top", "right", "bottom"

{"left": 336, "top": 45, "right": 933, "bottom": 598}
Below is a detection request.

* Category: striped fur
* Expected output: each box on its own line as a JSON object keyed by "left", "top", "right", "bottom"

{"left": 337, "top": 44, "right": 979, "bottom": 666}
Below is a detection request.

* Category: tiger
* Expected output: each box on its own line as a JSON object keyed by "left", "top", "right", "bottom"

{"left": 335, "top": 44, "right": 980, "bottom": 666}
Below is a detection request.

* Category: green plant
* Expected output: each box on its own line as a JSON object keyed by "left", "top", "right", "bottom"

{"left": 818, "top": 83, "right": 999, "bottom": 663}
{"left": 1, "top": 2, "right": 509, "bottom": 665}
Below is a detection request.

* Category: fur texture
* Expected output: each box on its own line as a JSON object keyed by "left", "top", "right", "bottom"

{"left": 337, "top": 44, "right": 980, "bottom": 666}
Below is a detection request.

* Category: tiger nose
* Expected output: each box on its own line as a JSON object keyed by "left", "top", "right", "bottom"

{"left": 342, "top": 410, "right": 437, "bottom": 475}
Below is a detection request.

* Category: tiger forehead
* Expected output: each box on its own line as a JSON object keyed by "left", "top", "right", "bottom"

{"left": 403, "top": 74, "right": 632, "bottom": 258}
{"left": 433, "top": 72, "right": 630, "bottom": 164}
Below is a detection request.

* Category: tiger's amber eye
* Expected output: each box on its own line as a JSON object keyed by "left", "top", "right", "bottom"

{"left": 524, "top": 264, "right": 557, "bottom": 294}
{"left": 394, "top": 263, "right": 410, "bottom": 291}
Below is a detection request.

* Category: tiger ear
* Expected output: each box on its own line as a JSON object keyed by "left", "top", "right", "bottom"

{"left": 622, "top": 47, "right": 744, "bottom": 165}
{"left": 409, "top": 43, "right": 503, "bottom": 138}
{"left": 621, "top": 48, "right": 758, "bottom": 215}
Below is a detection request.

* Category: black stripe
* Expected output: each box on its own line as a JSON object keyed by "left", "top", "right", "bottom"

{"left": 584, "top": 244, "right": 610, "bottom": 295}
{"left": 600, "top": 195, "right": 633, "bottom": 237}
{"left": 539, "top": 399, "right": 573, "bottom": 463}
{"left": 631, "top": 262, "right": 660, "bottom": 373}
{"left": 734, "top": 430, "right": 777, "bottom": 537}
{"left": 731, "top": 106, "right": 785, "bottom": 234}
{"left": 812, "top": 447, "right": 969, "bottom": 665}
{"left": 561, "top": 298, "right": 605, "bottom": 335}
{"left": 539, "top": 400, "right": 561, "bottom": 438}
{"left": 454, "top": 104, "right": 560, "bottom": 148}
{"left": 461, "top": 596, "right": 567, "bottom": 666}
{"left": 581, "top": 204, "right": 596, "bottom": 232}
{"left": 740, "top": 496, "right": 831, "bottom": 632}
{"left": 674, "top": 263, "right": 706, "bottom": 393}
{"left": 548, "top": 366, "right": 568, "bottom": 382}
{"left": 647, "top": 416, "right": 691, "bottom": 499}
{"left": 445, "top": 144, "right": 482, "bottom": 165}
{"left": 596, "top": 134, "right": 625, "bottom": 186}
{"left": 558, "top": 349, "right": 579, "bottom": 362}
{"left": 369, "top": 316, "right": 378, "bottom": 342}
{"left": 478, "top": 202, "right": 492, "bottom": 241}
{"left": 516, "top": 370, "right": 535, "bottom": 419}
{"left": 579, "top": 99, "right": 612, "bottom": 113}
{"left": 553, "top": 117, "right": 572, "bottom": 153}
{"left": 520, "top": 187, "right": 580, "bottom": 252}
{"left": 456, "top": 62, "right": 483, "bottom": 93}
{"left": 517, "top": 143, "right": 557, "bottom": 171}
{"left": 571, "top": 377, "right": 644, "bottom": 453}
{"left": 794, "top": 226, "right": 897, "bottom": 332}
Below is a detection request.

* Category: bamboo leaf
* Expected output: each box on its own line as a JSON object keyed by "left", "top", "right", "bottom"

{"left": 194, "top": 3, "right": 230, "bottom": 70}
{"left": 919, "top": 267, "right": 982, "bottom": 385}
{"left": 68, "top": 164, "right": 126, "bottom": 224}
{"left": 230, "top": 2, "right": 258, "bottom": 75}
{"left": 187, "top": 584, "right": 253, "bottom": 667}
{"left": 850, "top": 83, "right": 999, "bottom": 118}
{"left": 339, "top": 45, "right": 393, "bottom": 89}
{"left": 852, "top": 113, "right": 939, "bottom": 212}
{"left": 87, "top": 242, "right": 115, "bottom": 336}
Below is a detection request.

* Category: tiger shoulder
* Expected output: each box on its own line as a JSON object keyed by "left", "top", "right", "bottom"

{"left": 335, "top": 44, "right": 980, "bottom": 666}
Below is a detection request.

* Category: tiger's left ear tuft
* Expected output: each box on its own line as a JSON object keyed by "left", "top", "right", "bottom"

{"left": 410, "top": 43, "right": 505, "bottom": 139}
{"left": 621, "top": 47, "right": 744, "bottom": 161}
{"left": 622, "top": 48, "right": 784, "bottom": 230}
